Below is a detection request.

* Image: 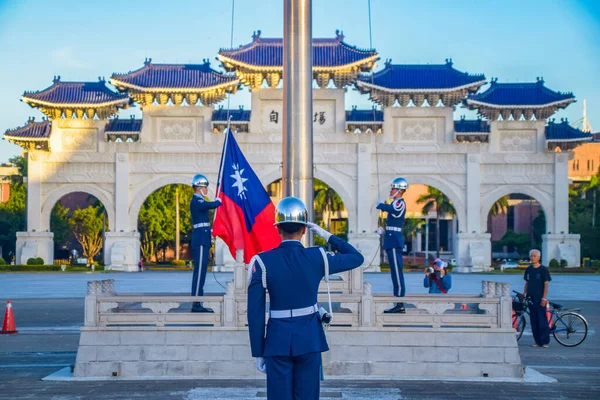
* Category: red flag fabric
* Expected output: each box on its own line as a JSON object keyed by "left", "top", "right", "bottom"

{"left": 212, "top": 130, "right": 281, "bottom": 263}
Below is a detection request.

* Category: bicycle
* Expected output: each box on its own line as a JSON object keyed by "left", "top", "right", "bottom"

{"left": 512, "top": 291, "right": 588, "bottom": 347}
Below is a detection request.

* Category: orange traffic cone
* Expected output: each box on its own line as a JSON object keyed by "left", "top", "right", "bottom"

{"left": 1, "top": 300, "right": 17, "bottom": 334}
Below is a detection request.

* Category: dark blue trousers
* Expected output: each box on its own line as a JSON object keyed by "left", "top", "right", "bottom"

{"left": 386, "top": 248, "right": 406, "bottom": 297}
{"left": 191, "top": 245, "right": 210, "bottom": 296}
{"left": 530, "top": 302, "right": 550, "bottom": 345}
{"left": 266, "top": 352, "right": 321, "bottom": 400}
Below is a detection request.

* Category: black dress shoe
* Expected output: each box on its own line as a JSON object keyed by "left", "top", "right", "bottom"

{"left": 191, "top": 302, "right": 214, "bottom": 313}
{"left": 384, "top": 303, "right": 405, "bottom": 314}
{"left": 383, "top": 303, "right": 400, "bottom": 314}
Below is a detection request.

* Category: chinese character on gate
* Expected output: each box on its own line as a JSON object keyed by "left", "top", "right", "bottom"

{"left": 314, "top": 112, "right": 326, "bottom": 125}
{"left": 269, "top": 110, "right": 279, "bottom": 124}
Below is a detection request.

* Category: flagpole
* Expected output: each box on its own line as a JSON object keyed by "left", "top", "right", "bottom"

{"left": 215, "top": 116, "right": 232, "bottom": 200}
{"left": 283, "top": 0, "right": 314, "bottom": 246}
{"left": 213, "top": 118, "right": 231, "bottom": 225}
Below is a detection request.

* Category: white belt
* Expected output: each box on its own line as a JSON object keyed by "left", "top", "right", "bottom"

{"left": 193, "top": 223, "right": 210, "bottom": 229}
{"left": 386, "top": 227, "right": 402, "bottom": 232}
{"left": 270, "top": 304, "right": 318, "bottom": 319}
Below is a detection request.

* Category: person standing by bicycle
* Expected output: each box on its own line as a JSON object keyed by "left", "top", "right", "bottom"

{"left": 523, "top": 249, "right": 552, "bottom": 348}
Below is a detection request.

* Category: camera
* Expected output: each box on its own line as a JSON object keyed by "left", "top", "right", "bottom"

{"left": 426, "top": 267, "right": 434, "bottom": 274}
{"left": 318, "top": 307, "right": 332, "bottom": 324}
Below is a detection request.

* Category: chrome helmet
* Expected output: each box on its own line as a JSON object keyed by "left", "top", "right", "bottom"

{"left": 390, "top": 177, "right": 409, "bottom": 190}
{"left": 191, "top": 174, "right": 209, "bottom": 188}
{"left": 274, "top": 197, "right": 308, "bottom": 225}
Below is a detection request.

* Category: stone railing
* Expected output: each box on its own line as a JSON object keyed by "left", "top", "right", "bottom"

{"left": 85, "top": 283, "right": 510, "bottom": 331}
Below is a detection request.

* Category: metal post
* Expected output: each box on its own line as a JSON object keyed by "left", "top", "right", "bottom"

{"left": 425, "top": 218, "right": 429, "bottom": 266}
{"left": 282, "top": 0, "right": 314, "bottom": 245}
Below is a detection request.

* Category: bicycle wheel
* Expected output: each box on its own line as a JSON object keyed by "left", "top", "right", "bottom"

{"left": 514, "top": 314, "right": 526, "bottom": 341}
{"left": 552, "top": 312, "right": 588, "bottom": 347}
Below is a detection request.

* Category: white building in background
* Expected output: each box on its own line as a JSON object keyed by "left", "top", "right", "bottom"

{"left": 3, "top": 31, "right": 592, "bottom": 271}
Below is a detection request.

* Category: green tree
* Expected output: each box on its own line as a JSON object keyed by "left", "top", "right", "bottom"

{"left": 496, "top": 230, "right": 530, "bottom": 258}
{"left": 0, "top": 156, "right": 27, "bottom": 260}
{"left": 487, "top": 196, "right": 509, "bottom": 233}
{"left": 416, "top": 187, "right": 456, "bottom": 258}
{"left": 138, "top": 184, "right": 193, "bottom": 262}
{"left": 580, "top": 167, "right": 600, "bottom": 228}
{"left": 313, "top": 179, "right": 345, "bottom": 232}
{"left": 68, "top": 206, "right": 104, "bottom": 263}
{"left": 50, "top": 203, "right": 71, "bottom": 245}
{"left": 403, "top": 217, "right": 424, "bottom": 259}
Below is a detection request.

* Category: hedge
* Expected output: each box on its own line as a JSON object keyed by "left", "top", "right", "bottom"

{"left": 0, "top": 264, "right": 105, "bottom": 272}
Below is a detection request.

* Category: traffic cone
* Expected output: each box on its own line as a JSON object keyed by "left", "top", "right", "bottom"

{"left": 1, "top": 300, "right": 17, "bottom": 334}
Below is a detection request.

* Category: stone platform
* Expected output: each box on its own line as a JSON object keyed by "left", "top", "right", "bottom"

{"left": 73, "top": 291, "right": 522, "bottom": 380}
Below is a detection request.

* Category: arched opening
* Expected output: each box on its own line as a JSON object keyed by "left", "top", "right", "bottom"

{"left": 50, "top": 192, "right": 108, "bottom": 266}
{"left": 137, "top": 184, "right": 195, "bottom": 265}
{"left": 265, "top": 178, "right": 350, "bottom": 245}
{"left": 401, "top": 184, "right": 459, "bottom": 264}
{"left": 485, "top": 193, "right": 547, "bottom": 263}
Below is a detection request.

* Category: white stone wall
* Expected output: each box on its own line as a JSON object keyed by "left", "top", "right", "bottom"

{"left": 17, "top": 88, "right": 580, "bottom": 269}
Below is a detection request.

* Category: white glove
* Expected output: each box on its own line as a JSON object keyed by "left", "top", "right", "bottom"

{"left": 376, "top": 227, "right": 384, "bottom": 235}
{"left": 377, "top": 200, "right": 384, "bottom": 206}
{"left": 306, "top": 222, "right": 332, "bottom": 242}
{"left": 215, "top": 197, "right": 222, "bottom": 203}
{"left": 256, "top": 357, "right": 266, "bottom": 374}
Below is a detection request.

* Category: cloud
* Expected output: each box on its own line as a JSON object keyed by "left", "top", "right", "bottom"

{"left": 52, "top": 46, "right": 88, "bottom": 69}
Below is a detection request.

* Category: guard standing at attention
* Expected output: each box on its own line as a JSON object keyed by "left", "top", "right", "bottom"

{"left": 190, "top": 174, "right": 221, "bottom": 313}
{"left": 247, "top": 197, "right": 364, "bottom": 400}
{"left": 376, "top": 177, "right": 409, "bottom": 313}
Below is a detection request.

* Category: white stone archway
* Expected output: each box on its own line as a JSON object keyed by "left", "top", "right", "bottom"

{"left": 41, "top": 184, "right": 116, "bottom": 232}
{"left": 373, "top": 174, "right": 467, "bottom": 232}
{"left": 480, "top": 185, "right": 554, "bottom": 234}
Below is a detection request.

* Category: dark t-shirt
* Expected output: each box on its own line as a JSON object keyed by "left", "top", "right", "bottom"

{"left": 523, "top": 265, "right": 551, "bottom": 300}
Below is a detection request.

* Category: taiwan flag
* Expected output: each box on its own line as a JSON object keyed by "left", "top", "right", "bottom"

{"left": 212, "top": 129, "right": 281, "bottom": 264}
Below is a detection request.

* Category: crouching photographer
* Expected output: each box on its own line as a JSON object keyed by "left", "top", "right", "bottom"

{"left": 424, "top": 258, "right": 452, "bottom": 294}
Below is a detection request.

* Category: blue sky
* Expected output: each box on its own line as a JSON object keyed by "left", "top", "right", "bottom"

{"left": 0, "top": 0, "right": 598, "bottom": 162}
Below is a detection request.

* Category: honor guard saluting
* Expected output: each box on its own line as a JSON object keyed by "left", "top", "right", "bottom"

{"left": 376, "top": 177, "right": 409, "bottom": 313}
{"left": 190, "top": 174, "right": 221, "bottom": 313}
{"left": 247, "top": 197, "right": 364, "bottom": 400}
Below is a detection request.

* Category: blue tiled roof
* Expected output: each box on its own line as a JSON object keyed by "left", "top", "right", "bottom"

{"left": 218, "top": 30, "right": 377, "bottom": 68}
{"left": 105, "top": 117, "right": 142, "bottom": 132}
{"left": 454, "top": 118, "right": 490, "bottom": 133}
{"left": 467, "top": 78, "right": 575, "bottom": 107}
{"left": 22, "top": 77, "right": 129, "bottom": 105}
{"left": 4, "top": 118, "right": 51, "bottom": 139}
{"left": 357, "top": 59, "right": 485, "bottom": 90}
{"left": 212, "top": 107, "right": 251, "bottom": 122}
{"left": 346, "top": 107, "right": 383, "bottom": 122}
{"left": 111, "top": 59, "right": 238, "bottom": 89}
{"left": 545, "top": 119, "right": 592, "bottom": 141}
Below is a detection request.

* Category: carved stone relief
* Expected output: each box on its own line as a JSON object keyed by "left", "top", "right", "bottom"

{"left": 499, "top": 130, "right": 536, "bottom": 152}
{"left": 42, "top": 162, "right": 114, "bottom": 183}
{"left": 398, "top": 119, "right": 437, "bottom": 142}
{"left": 61, "top": 129, "right": 98, "bottom": 151}
{"left": 158, "top": 119, "right": 196, "bottom": 142}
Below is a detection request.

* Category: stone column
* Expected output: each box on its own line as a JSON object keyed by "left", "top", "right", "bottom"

{"left": 115, "top": 153, "right": 129, "bottom": 232}
{"left": 15, "top": 151, "right": 53, "bottom": 265}
{"left": 27, "top": 152, "right": 43, "bottom": 232}
{"left": 541, "top": 152, "right": 581, "bottom": 267}
{"left": 456, "top": 154, "right": 491, "bottom": 272}
{"left": 103, "top": 152, "right": 140, "bottom": 271}
{"left": 349, "top": 142, "right": 380, "bottom": 272}
{"left": 554, "top": 153, "right": 569, "bottom": 235}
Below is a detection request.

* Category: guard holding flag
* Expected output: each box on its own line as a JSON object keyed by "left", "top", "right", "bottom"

{"left": 247, "top": 197, "right": 364, "bottom": 400}
{"left": 377, "top": 177, "right": 409, "bottom": 313}
{"left": 190, "top": 174, "right": 221, "bottom": 313}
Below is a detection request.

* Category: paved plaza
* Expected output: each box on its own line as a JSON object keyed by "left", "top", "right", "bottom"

{"left": 0, "top": 272, "right": 598, "bottom": 399}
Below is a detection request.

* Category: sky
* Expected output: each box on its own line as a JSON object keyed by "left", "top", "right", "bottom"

{"left": 0, "top": 0, "right": 598, "bottom": 162}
